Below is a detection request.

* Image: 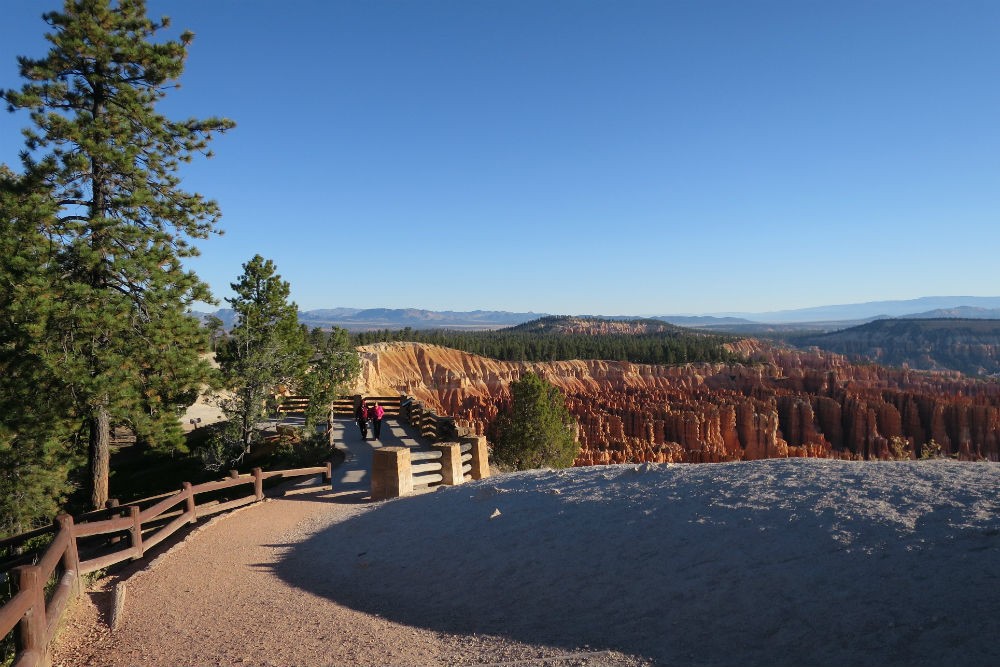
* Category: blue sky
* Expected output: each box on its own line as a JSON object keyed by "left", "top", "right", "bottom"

{"left": 2, "top": 1, "right": 999, "bottom": 316}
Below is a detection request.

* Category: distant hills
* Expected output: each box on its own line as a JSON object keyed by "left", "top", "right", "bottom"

{"left": 193, "top": 300, "right": 1000, "bottom": 377}
{"left": 907, "top": 306, "right": 1000, "bottom": 319}
{"left": 796, "top": 318, "right": 1000, "bottom": 377}
{"left": 716, "top": 296, "right": 1000, "bottom": 323}
{"left": 194, "top": 296, "right": 1000, "bottom": 333}
{"left": 199, "top": 308, "right": 545, "bottom": 331}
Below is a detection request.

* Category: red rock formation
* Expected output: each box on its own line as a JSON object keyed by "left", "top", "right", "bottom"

{"left": 356, "top": 342, "right": 1000, "bottom": 465}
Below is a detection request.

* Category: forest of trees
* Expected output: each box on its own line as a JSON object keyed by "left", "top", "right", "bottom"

{"left": 0, "top": 0, "right": 235, "bottom": 533}
{"left": 353, "top": 318, "right": 743, "bottom": 365}
{"left": 0, "top": 2, "right": 358, "bottom": 538}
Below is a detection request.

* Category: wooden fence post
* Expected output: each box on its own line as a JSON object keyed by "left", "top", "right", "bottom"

{"left": 182, "top": 482, "right": 197, "bottom": 524}
{"left": 438, "top": 417, "right": 457, "bottom": 442}
{"left": 55, "top": 514, "right": 82, "bottom": 597}
{"left": 371, "top": 447, "right": 412, "bottom": 501}
{"left": 228, "top": 469, "right": 240, "bottom": 479}
{"left": 106, "top": 498, "right": 122, "bottom": 545}
{"left": 399, "top": 394, "right": 410, "bottom": 424}
{"left": 462, "top": 435, "right": 491, "bottom": 480}
{"left": 324, "top": 461, "right": 332, "bottom": 483}
{"left": 413, "top": 402, "right": 423, "bottom": 431}
{"left": 128, "top": 505, "right": 143, "bottom": 561}
{"left": 433, "top": 443, "right": 464, "bottom": 486}
{"left": 253, "top": 467, "right": 263, "bottom": 501}
{"left": 14, "top": 564, "right": 46, "bottom": 662}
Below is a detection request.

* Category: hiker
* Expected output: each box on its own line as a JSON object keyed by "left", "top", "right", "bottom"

{"left": 355, "top": 400, "right": 368, "bottom": 440}
{"left": 371, "top": 401, "right": 385, "bottom": 439}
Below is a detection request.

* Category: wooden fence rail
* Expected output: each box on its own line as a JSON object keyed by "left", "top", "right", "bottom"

{"left": 1, "top": 462, "right": 331, "bottom": 667}
{"left": 3, "top": 393, "right": 482, "bottom": 664}
{"left": 371, "top": 437, "right": 490, "bottom": 501}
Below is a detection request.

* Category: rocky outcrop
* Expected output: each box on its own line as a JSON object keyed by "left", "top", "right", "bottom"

{"left": 357, "top": 342, "right": 1000, "bottom": 464}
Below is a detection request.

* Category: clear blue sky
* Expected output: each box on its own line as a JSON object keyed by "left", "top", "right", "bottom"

{"left": 2, "top": 1, "right": 999, "bottom": 316}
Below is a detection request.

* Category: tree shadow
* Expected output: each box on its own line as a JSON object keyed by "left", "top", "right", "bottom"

{"left": 268, "top": 462, "right": 1000, "bottom": 666}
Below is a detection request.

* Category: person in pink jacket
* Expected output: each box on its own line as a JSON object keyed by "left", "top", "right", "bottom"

{"left": 371, "top": 402, "right": 385, "bottom": 439}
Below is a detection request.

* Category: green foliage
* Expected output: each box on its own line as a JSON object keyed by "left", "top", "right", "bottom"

{"left": 204, "top": 315, "right": 226, "bottom": 352}
{"left": 0, "top": 427, "right": 81, "bottom": 538}
{"left": 268, "top": 431, "right": 333, "bottom": 469}
{"left": 491, "top": 372, "right": 580, "bottom": 470}
{"left": 213, "top": 256, "right": 312, "bottom": 469}
{"left": 888, "top": 436, "right": 910, "bottom": 461}
{"left": 920, "top": 439, "right": 943, "bottom": 460}
{"left": 0, "top": 168, "right": 82, "bottom": 533}
{"left": 0, "top": 0, "right": 233, "bottom": 509}
{"left": 300, "top": 327, "right": 362, "bottom": 433}
{"left": 353, "top": 317, "right": 742, "bottom": 365}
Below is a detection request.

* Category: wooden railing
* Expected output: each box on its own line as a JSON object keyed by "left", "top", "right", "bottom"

{"left": 275, "top": 395, "right": 310, "bottom": 416}
{"left": 367, "top": 393, "right": 491, "bottom": 500}
{"left": 278, "top": 394, "right": 404, "bottom": 419}
{"left": 371, "top": 438, "right": 490, "bottom": 501}
{"left": 1, "top": 394, "right": 479, "bottom": 663}
{"left": 0, "top": 462, "right": 331, "bottom": 667}
{"left": 397, "top": 395, "right": 460, "bottom": 442}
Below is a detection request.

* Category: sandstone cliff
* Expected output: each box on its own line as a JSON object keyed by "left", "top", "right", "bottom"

{"left": 356, "top": 342, "right": 1000, "bottom": 464}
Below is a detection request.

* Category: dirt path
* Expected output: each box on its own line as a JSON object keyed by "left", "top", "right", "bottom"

{"left": 50, "top": 420, "right": 646, "bottom": 667}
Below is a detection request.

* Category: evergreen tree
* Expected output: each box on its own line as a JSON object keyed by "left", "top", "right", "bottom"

{"left": 0, "top": 0, "right": 234, "bottom": 508}
{"left": 300, "top": 327, "right": 361, "bottom": 437}
{"left": 204, "top": 315, "right": 225, "bottom": 352}
{"left": 492, "top": 371, "right": 580, "bottom": 470}
{"left": 0, "top": 166, "right": 82, "bottom": 534}
{"left": 213, "top": 256, "right": 311, "bottom": 468}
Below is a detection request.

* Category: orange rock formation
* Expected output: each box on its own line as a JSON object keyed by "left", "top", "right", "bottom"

{"left": 357, "top": 342, "right": 1000, "bottom": 464}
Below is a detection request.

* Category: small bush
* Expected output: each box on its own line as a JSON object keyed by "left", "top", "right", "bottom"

{"left": 920, "top": 439, "right": 943, "bottom": 459}
{"left": 889, "top": 436, "right": 910, "bottom": 461}
{"left": 491, "top": 372, "right": 580, "bottom": 470}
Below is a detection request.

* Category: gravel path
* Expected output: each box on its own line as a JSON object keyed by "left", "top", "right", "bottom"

{"left": 50, "top": 420, "right": 647, "bottom": 667}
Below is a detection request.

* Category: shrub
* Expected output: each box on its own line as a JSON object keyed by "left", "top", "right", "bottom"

{"left": 920, "top": 439, "right": 943, "bottom": 459}
{"left": 491, "top": 372, "right": 580, "bottom": 470}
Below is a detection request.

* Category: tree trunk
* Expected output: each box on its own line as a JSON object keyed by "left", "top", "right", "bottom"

{"left": 89, "top": 407, "right": 111, "bottom": 509}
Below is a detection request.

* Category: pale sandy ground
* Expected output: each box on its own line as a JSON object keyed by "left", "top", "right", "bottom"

{"left": 51, "top": 437, "right": 1000, "bottom": 666}
{"left": 180, "top": 390, "right": 226, "bottom": 433}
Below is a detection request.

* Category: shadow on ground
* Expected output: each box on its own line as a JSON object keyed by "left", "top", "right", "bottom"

{"left": 268, "top": 460, "right": 1000, "bottom": 666}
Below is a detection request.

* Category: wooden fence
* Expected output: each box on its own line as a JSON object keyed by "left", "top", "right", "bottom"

{"left": 1, "top": 393, "right": 483, "bottom": 664}
{"left": 277, "top": 394, "right": 403, "bottom": 419}
{"left": 0, "top": 463, "right": 331, "bottom": 667}
{"left": 397, "top": 395, "right": 461, "bottom": 442}
{"left": 371, "top": 438, "right": 489, "bottom": 501}
{"left": 367, "top": 393, "right": 490, "bottom": 500}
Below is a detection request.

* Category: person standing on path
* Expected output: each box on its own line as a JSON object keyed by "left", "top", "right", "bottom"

{"left": 372, "top": 401, "right": 385, "bottom": 439}
{"left": 356, "top": 400, "right": 369, "bottom": 440}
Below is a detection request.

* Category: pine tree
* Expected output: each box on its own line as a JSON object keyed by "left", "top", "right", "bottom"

{"left": 214, "top": 256, "right": 311, "bottom": 468}
{"left": 492, "top": 372, "right": 580, "bottom": 470}
{"left": 0, "top": 0, "right": 234, "bottom": 508}
{"left": 300, "top": 326, "right": 361, "bottom": 438}
{"left": 0, "top": 166, "right": 83, "bottom": 534}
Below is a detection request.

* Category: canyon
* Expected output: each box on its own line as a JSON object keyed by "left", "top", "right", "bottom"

{"left": 357, "top": 341, "right": 1000, "bottom": 465}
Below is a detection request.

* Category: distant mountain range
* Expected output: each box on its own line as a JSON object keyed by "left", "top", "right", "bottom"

{"left": 199, "top": 308, "right": 546, "bottom": 331}
{"left": 194, "top": 296, "right": 1000, "bottom": 332}
{"left": 796, "top": 318, "right": 1000, "bottom": 377}
{"left": 714, "top": 296, "right": 1000, "bottom": 323}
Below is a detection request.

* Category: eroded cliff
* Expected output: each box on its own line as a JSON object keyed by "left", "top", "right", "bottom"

{"left": 357, "top": 341, "right": 1000, "bottom": 464}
